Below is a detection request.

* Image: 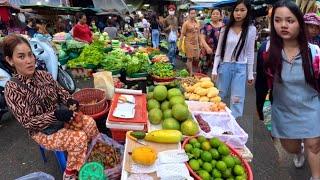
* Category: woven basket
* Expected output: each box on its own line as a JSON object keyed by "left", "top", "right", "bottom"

{"left": 72, "top": 88, "right": 107, "bottom": 115}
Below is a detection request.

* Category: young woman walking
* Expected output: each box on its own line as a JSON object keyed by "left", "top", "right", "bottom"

{"left": 211, "top": 0, "right": 256, "bottom": 119}
{"left": 180, "top": 8, "right": 201, "bottom": 75}
{"left": 265, "top": 1, "right": 320, "bottom": 179}
{"left": 200, "top": 8, "right": 224, "bottom": 73}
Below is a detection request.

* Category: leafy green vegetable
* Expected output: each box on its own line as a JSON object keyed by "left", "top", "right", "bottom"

{"left": 149, "top": 62, "right": 175, "bottom": 78}
{"left": 179, "top": 69, "right": 189, "bottom": 77}
{"left": 67, "top": 40, "right": 105, "bottom": 68}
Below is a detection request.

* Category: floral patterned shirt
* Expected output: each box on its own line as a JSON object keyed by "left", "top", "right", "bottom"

{"left": 200, "top": 23, "right": 223, "bottom": 53}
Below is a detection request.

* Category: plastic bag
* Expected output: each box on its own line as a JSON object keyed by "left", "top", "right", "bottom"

{"left": 85, "top": 133, "right": 124, "bottom": 180}
{"left": 15, "top": 172, "right": 54, "bottom": 180}
{"left": 93, "top": 71, "right": 115, "bottom": 100}
{"left": 168, "top": 30, "right": 177, "bottom": 43}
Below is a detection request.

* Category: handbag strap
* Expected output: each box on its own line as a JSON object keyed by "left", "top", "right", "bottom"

{"left": 10, "top": 77, "right": 46, "bottom": 111}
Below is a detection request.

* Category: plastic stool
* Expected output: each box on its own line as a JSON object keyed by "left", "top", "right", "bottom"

{"left": 39, "top": 146, "right": 67, "bottom": 173}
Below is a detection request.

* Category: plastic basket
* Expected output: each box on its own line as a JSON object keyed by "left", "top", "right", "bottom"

{"left": 73, "top": 88, "right": 107, "bottom": 115}
{"left": 89, "top": 101, "right": 110, "bottom": 120}
{"left": 182, "top": 136, "right": 253, "bottom": 180}
{"left": 151, "top": 75, "right": 176, "bottom": 82}
{"left": 79, "top": 162, "right": 107, "bottom": 180}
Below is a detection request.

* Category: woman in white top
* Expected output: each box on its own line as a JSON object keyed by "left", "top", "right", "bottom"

{"left": 212, "top": 0, "right": 256, "bottom": 119}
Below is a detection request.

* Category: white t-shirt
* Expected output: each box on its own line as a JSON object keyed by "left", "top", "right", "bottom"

{"left": 212, "top": 25, "right": 257, "bottom": 80}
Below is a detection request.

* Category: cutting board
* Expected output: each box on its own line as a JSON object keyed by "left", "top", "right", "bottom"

{"left": 124, "top": 136, "right": 181, "bottom": 179}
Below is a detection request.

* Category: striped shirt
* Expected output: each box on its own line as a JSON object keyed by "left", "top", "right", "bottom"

{"left": 4, "top": 70, "right": 70, "bottom": 136}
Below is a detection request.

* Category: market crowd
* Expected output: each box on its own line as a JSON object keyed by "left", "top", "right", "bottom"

{"left": 0, "top": 0, "right": 319, "bottom": 179}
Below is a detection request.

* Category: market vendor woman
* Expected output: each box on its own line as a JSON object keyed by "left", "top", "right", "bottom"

{"left": 73, "top": 13, "right": 93, "bottom": 43}
{"left": 2, "top": 34, "right": 99, "bottom": 180}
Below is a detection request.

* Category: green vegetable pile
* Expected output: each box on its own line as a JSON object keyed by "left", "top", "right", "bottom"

{"left": 149, "top": 62, "right": 175, "bottom": 78}
{"left": 67, "top": 40, "right": 105, "bottom": 68}
{"left": 126, "top": 52, "right": 150, "bottom": 75}
{"left": 178, "top": 69, "right": 189, "bottom": 77}
{"left": 100, "top": 49, "right": 126, "bottom": 71}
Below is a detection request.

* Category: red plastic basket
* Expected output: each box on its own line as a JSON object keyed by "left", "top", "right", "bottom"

{"left": 182, "top": 136, "right": 253, "bottom": 180}
{"left": 72, "top": 88, "right": 107, "bottom": 115}
{"left": 89, "top": 102, "right": 110, "bottom": 120}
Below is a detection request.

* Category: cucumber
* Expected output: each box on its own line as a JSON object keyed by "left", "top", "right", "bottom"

{"left": 130, "top": 131, "right": 146, "bottom": 139}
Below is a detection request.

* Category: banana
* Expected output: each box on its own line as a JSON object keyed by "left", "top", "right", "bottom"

{"left": 144, "top": 130, "right": 183, "bottom": 143}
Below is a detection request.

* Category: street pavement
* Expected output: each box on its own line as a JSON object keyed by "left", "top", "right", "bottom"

{"left": 0, "top": 58, "right": 312, "bottom": 180}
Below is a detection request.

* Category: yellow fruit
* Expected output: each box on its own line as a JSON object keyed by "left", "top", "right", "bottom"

{"left": 207, "top": 87, "right": 219, "bottom": 98}
{"left": 184, "top": 92, "right": 191, "bottom": 99}
{"left": 132, "top": 147, "right": 157, "bottom": 165}
{"left": 211, "top": 96, "right": 222, "bottom": 103}
{"left": 200, "top": 77, "right": 212, "bottom": 82}
{"left": 144, "top": 130, "right": 183, "bottom": 143}
{"left": 199, "top": 96, "right": 209, "bottom": 102}
{"left": 200, "top": 81, "right": 214, "bottom": 88}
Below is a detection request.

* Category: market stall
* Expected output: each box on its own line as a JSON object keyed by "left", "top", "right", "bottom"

{"left": 50, "top": 28, "right": 253, "bottom": 179}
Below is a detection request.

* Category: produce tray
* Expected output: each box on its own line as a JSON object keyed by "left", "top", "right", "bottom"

{"left": 182, "top": 136, "right": 253, "bottom": 180}
{"left": 108, "top": 93, "right": 147, "bottom": 124}
{"left": 121, "top": 133, "right": 181, "bottom": 180}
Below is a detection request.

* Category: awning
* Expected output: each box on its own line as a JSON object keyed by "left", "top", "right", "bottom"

{"left": 190, "top": 0, "right": 237, "bottom": 9}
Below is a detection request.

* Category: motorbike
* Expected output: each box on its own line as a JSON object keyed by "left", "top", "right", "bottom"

{"left": 0, "top": 35, "right": 76, "bottom": 121}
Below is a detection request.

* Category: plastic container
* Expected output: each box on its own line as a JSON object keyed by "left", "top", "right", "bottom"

{"left": 182, "top": 137, "right": 253, "bottom": 180}
{"left": 89, "top": 102, "right": 110, "bottom": 120}
{"left": 73, "top": 88, "right": 107, "bottom": 115}
{"left": 15, "top": 172, "right": 54, "bottom": 180}
{"left": 79, "top": 162, "right": 107, "bottom": 180}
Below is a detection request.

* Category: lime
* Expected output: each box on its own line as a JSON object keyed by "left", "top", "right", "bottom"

{"left": 223, "top": 155, "right": 236, "bottom": 168}
{"left": 194, "top": 142, "right": 201, "bottom": 148}
{"left": 216, "top": 161, "right": 227, "bottom": 172}
{"left": 189, "top": 159, "right": 200, "bottom": 171}
{"left": 184, "top": 143, "right": 193, "bottom": 153}
{"left": 214, "top": 178, "right": 223, "bottom": 180}
{"left": 222, "top": 168, "right": 232, "bottom": 178}
{"left": 227, "top": 177, "right": 235, "bottom": 180}
{"left": 212, "top": 169, "right": 222, "bottom": 178}
{"left": 209, "top": 148, "right": 220, "bottom": 160}
{"left": 201, "top": 141, "right": 211, "bottom": 151}
{"left": 233, "top": 165, "right": 245, "bottom": 176}
{"left": 201, "top": 151, "right": 212, "bottom": 162}
{"left": 192, "top": 148, "right": 201, "bottom": 158}
{"left": 198, "top": 159, "right": 204, "bottom": 166}
{"left": 218, "top": 145, "right": 230, "bottom": 156}
{"left": 209, "top": 137, "right": 222, "bottom": 148}
{"left": 235, "top": 176, "right": 246, "bottom": 180}
{"left": 211, "top": 159, "right": 217, "bottom": 168}
{"left": 189, "top": 138, "right": 198, "bottom": 146}
{"left": 197, "top": 135, "right": 207, "bottom": 143}
{"left": 202, "top": 162, "right": 213, "bottom": 172}
{"left": 233, "top": 156, "right": 242, "bottom": 165}
{"left": 198, "top": 170, "right": 211, "bottom": 180}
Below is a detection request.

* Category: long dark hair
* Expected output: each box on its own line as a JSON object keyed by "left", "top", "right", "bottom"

{"left": 266, "top": 0, "right": 319, "bottom": 92}
{"left": 220, "top": 0, "right": 252, "bottom": 61}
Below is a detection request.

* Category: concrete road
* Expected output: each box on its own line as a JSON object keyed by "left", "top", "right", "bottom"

{"left": 0, "top": 58, "right": 312, "bottom": 180}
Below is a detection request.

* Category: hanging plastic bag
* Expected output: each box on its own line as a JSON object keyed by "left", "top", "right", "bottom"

{"left": 85, "top": 133, "right": 124, "bottom": 180}
{"left": 93, "top": 71, "right": 115, "bottom": 100}
{"left": 15, "top": 172, "right": 54, "bottom": 180}
{"left": 168, "top": 30, "right": 177, "bottom": 43}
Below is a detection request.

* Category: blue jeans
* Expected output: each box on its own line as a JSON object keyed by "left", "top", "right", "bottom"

{"left": 151, "top": 29, "right": 160, "bottom": 48}
{"left": 217, "top": 62, "right": 247, "bottom": 119}
{"left": 168, "top": 41, "right": 176, "bottom": 67}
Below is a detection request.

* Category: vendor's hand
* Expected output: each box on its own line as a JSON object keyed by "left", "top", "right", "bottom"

{"left": 54, "top": 107, "right": 75, "bottom": 122}
{"left": 211, "top": 74, "right": 217, "bottom": 82}
{"left": 247, "top": 79, "right": 254, "bottom": 86}
{"left": 206, "top": 47, "right": 213, "bottom": 55}
{"left": 67, "top": 98, "right": 80, "bottom": 111}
